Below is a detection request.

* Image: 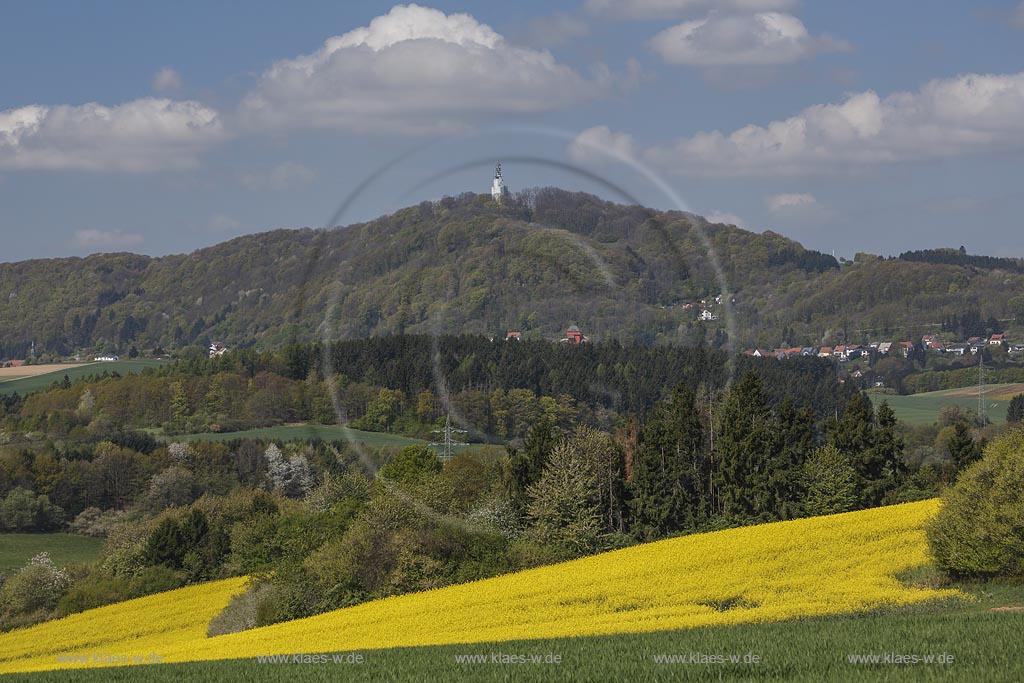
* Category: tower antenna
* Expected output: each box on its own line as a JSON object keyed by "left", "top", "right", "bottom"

{"left": 429, "top": 413, "right": 468, "bottom": 463}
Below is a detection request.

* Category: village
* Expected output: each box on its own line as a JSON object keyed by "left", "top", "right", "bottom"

{"left": 743, "top": 332, "right": 1021, "bottom": 362}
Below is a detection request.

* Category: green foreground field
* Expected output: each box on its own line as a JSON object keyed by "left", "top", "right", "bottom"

{"left": 153, "top": 423, "right": 483, "bottom": 453}
{"left": 0, "top": 360, "right": 167, "bottom": 396}
{"left": 0, "top": 534, "right": 104, "bottom": 575}
{"left": 5, "top": 597, "right": 1022, "bottom": 683}
{"left": 869, "top": 383, "right": 1021, "bottom": 425}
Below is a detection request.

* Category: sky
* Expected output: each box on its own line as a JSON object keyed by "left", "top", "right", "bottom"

{"left": 1, "top": 1, "right": 1023, "bottom": 263}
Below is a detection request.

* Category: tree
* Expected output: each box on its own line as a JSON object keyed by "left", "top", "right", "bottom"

{"left": 803, "top": 445, "right": 857, "bottom": 516}
{"left": 506, "top": 416, "right": 556, "bottom": 512}
{"left": 769, "top": 399, "right": 814, "bottom": 519}
{"left": 927, "top": 429, "right": 1024, "bottom": 577}
{"left": 526, "top": 437, "right": 601, "bottom": 553}
{"left": 946, "top": 422, "right": 981, "bottom": 472}
{"left": 1008, "top": 394, "right": 1024, "bottom": 423}
{"left": 379, "top": 445, "right": 441, "bottom": 486}
{"left": 714, "top": 372, "right": 776, "bottom": 519}
{"left": 629, "top": 385, "right": 705, "bottom": 537}
{"left": 144, "top": 467, "right": 199, "bottom": 512}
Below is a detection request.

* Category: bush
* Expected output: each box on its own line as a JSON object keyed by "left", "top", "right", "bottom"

{"left": 54, "top": 565, "right": 185, "bottom": 618}
{"left": 927, "top": 428, "right": 1024, "bottom": 577}
{"left": 68, "top": 507, "right": 128, "bottom": 537}
{"left": 0, "top": 553, "right": 71, "bottom": 628}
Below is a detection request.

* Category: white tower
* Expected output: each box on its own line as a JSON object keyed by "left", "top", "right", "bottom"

{"left": 491, "top": 162, "right": 509, "bottom": 203}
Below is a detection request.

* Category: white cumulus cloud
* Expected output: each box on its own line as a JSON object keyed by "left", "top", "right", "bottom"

{"left": 767, "top": 192, "right": 816, "bottom": 211}
{"left": 70, "top": 229, "right": 144, "bottom": 251}
{"left": 567, "top": 125, "right": 637, "bottom": 163}
{"left": 585, "top": 0, "right": 797, "bottom": 20}
{"left": 645, "top": 71, "right": 1024, "bottom": 176}
{"left": 649, "top": 12, "right": 848, "bottom": 66}
{"left": 240, "top": 4, "right": 626, "bottom": 132}
{"left": 152, "top": 67, "right": 183, "bottom": 92}
{"left": 0, "top": 98, "right": 224, "bottom": 171}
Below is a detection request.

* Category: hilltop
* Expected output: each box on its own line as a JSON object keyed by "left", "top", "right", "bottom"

{"left": 0, "top": 188, "right": 1021, "bottom": 357}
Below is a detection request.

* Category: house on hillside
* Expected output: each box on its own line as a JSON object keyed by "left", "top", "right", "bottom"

{"left": 946, "top": 344, "right": 968, "bottom": 356}
{"left": 505, "top": 331, "right": 521, "bottom": 341}
{"left": 209, "top": 341, "right": 228, "bottom": 358}
{"left": 990, "top": 333, "right": 1005, "bottom": 346}
{"left": 561, "top": 325, "right": 587, "bottom": 344}
{"left": 95, "top": 355, "right": 119, "bottom": 362}
{"left": 818, "top": 347, "right": 833, "bottom": 358}
{"left": 877, "top": 342, "right": 893, "bottom": 355}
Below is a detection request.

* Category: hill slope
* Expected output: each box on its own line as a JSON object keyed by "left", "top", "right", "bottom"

{"left": 0, "top": 500, "right": 955, "bottom": 674}
{"left": 0, "top": 189, "right": 1020, "bottom": 356}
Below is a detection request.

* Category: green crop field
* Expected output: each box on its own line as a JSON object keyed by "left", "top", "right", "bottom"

{"left": 0, "top": 360, "right": 167, "bottom": 396}
{"left": 152, "top": 423, "right": 483, "bottom": 453}
{"left": 0, "top": 534, "right": 104, "bottom": 575}
{"left": 869, "top": 383, "right": 1022, "bottom": 425}
{"left": 4, "top": 595, "right": 1022, "bottom": 682}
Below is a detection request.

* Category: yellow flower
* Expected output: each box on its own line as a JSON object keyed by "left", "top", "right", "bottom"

{"left": 0, "top": 500, "right": 958, "bottom": 673}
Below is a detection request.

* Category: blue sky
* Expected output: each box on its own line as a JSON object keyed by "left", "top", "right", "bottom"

{"left": 2, "top": 1, "right": 1023, "bottom": 263}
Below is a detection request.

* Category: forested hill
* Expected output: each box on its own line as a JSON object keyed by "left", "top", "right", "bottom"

{"left": 1, "top": 188, "right": 1021, "bottom": 357}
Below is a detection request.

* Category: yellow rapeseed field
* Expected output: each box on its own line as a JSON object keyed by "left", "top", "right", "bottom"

{"left": 0, "top": 499, "right": 959, "bottom": 673}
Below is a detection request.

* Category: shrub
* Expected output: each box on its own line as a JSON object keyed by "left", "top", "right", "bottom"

{"left": 0, "top": 553, "right": 71, "bottom": 627}
{"left": 927, "top": 428, "right": 1024, "bottom": 577}
{"left": 69, "top": 507, "right": 128, "bottom": 537}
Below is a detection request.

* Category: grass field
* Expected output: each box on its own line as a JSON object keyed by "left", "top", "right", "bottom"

{"left": 869, "top": 383, "right": 1023, "bottom": 425}
{"left": 3, "top": 605, "right": 1022, "bottom": 682}
{"left": 0, "top": 534, "right": 104, "bottom": 575}
{"left": 0, "top": 360, "right": 167, "bottom": 396}
{"left": 153, "top": 423, "right": 485, "bottom": 453}
{"left": 0, "top": 500, "right": 960, "bottom": 675}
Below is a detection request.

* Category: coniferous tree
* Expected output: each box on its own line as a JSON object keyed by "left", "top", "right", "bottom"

{"left": 629, "top": 385, "right": 705, "bottom": 538}
{"left": 803, "top": 444, "right": 857, "bottom": 516}
{"left": 1008, "top": 394, "right": 1024, "bottom": 423}
{"left": 769, "top": 398, "right": 814, "bottom": 519}
{"left": 946, "top": 422, "right": 981, "bottom": 472}
{"left": 507, "top": 416, "right": 556, "bottom": 512}
{"left": 714, "top": 372, "right": 776, "bottom": 520}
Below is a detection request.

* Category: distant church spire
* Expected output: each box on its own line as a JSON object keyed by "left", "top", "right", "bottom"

{"left": 491, "top": 162, "right": 509, "bottom": 203}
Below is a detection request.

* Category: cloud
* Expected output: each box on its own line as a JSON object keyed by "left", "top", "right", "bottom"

{"left": 705, "top": 210, "right": 746, "bottom": 228}
{"left": 70, "top": 229, "right": 143, "bottom": 251}
{"left": 0, "top": 98, "right": 224, "bottom": 171}
{"left": 240, "top": 4, "right": 626, "bottom": 132}
{"left": 649, "top": 12, "right": 849, "bottom": 66}
{"left": 152, "top": 67, "right": 183, "bottom": 93}
{"left": 767, "top": 192, "right": 816, "bottom": 212}
{"left": 567, "top": 125, "right": 637, "bottom": 163}
{"left": 645, "top": 71, "right": 1024, "bottom": 176}
{"left": 585, "top": 0, "right": 797, "bottom": 20}
{"left": 239, "top": 161, "right": 316, "bottom": 191}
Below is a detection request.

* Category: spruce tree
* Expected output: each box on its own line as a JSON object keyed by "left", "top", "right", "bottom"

{"left": 629, "top": 385, "right": 705, "bottom": 538}
{"left": 1008, "top": 394, "right": 1024, "bottom": 423}
{"left": 714, "top": 372, "right": 776, "bottom": 520}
